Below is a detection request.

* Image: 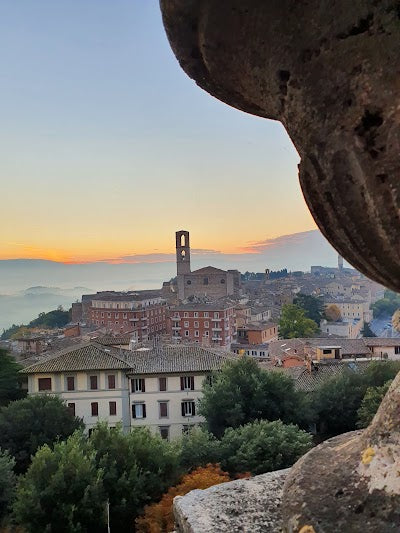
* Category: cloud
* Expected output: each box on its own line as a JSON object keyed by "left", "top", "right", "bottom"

{"left": 242, "top": 230, "right": 318, "bottom": 253}
{"left": 191, "top": 248, "right": 222, "bottom": 255}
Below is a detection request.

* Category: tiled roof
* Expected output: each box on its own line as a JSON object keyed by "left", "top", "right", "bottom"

{"left": 272, "top": 360, "right": 374, "bottom": 392}
{"left": 268, "top": 338, "right": 371, "bottom": 358}
{"left": 364, "top": 337, "right": 400, "bottom": 347}
{"left": 21, "top": 343, "right": 130, "bottom": 374}
{"left": 126, "top": 345, "right": 237, "bottom": 374}
{"left": 96, "top": 335, "right": 132, "bottom": 346}
{"left": 21, "top": 342, "right": 237, "bottom": 375}
{"left": 190, "top": 266, "right": 227, "bottom": 275}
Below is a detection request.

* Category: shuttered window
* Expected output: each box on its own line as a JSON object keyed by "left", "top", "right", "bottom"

{"left": 180, "top": 376, "right": 194, "bottom": 391}
{"left": 181, "top": 401, "right": 196, "bottom": 417}
{"left": 132, "top": 403, "right": 146, "bottom": 419}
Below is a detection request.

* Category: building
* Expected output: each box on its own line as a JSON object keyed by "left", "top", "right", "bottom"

{"left": 175, "top": 230, "right": 241, "bottom": 301}
{"left": 324, "top": 298, "right": 372, "bottom": 324}
{"left": 363, "top": 338, "right": 400, "bottom": 360}
{"left": 85, "top": 292, "right": 168, "bottom": 340}
{"left": 169, "top": 303, "right": 236, "bottom": 347}
{"left": 320, "top": 318, "right": 363, "bottom": 339}
{"left": 21, "top": 342, "right": 237, "bottom": 438}
{"left": 231, "top": 343, "right": 269, "bottom": 359}
{"left": 14, "top": 337, "right": 45, "bottom": 355}
{"left": 237, "top": 322, "right": 278, "bottom": 345}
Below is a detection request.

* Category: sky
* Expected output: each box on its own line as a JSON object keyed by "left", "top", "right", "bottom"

{"left": 1, "top": 1, "right": 317, "bottom": 264}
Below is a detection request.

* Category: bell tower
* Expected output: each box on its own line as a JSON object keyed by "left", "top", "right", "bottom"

{"left": 176, "top": 230, "right": 191, "bottom": 276}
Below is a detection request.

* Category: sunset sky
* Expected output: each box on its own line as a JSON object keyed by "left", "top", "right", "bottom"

{"left": 1, "top": 1, "right": 317, "bottom": 264}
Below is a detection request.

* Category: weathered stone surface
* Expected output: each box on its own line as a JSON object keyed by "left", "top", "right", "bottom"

{"left": 160, "top": 0, "right": 400, "bottom": 291}
{"left": 282, "top": 371, "right": 400, "bottom": 532}
{"left": 174, "top": 468, "right": 289, "bottom": 532}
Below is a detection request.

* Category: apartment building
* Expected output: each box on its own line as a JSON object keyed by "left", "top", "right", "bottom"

{"left": 237, "top": 322, "right": 278, "bottom": 345}
{"left": 21, "top": 342, "right": 237, "bottom": 438}
{"left": 169, "top": 303, "right": 236, "bottom": 347}
{"left": 85, "top": 292, "right": 168, "bottom": 340}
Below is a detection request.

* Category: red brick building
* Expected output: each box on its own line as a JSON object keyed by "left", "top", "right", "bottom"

{"left": 169, "top": 303, "right": 236, "bottom": 347}
{"left": 86, "top": 292, "right": 168, "bottom": 341}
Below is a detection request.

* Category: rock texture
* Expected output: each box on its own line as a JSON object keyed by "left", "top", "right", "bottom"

{"left": 174, "top": 468, "right": 289, "bottom": 532}
{"left": 160, "top": 0, "right": 400, "bottom": 291}
{"left": 282, "top": 372, "right": 400, "bottom": 532}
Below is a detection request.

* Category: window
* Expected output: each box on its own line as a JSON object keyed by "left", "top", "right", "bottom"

{"left": 89, "top": 375, "right": 98, "bottom": 390}
{"left": 204, "top": 321, "right": 209, "bottom": 328}
{"left": 181, "top": 400, "right": 196, "bottom": 417}
{"left": 214, "top": 312, "right": 219, "bottom": 318}
{"left": 323, "top": 349, "right": 332, "bottom": 355}
{"left": 107, "top": 312, "right": 111, "bottom": 318}
{"left": 115, "top": 313, "right": 119, "bottom": 319}
{"left": 184, "top": 312, "right": 189, "bottom": 318}
{"left": 109, "top": 401, "right": 117, "bottom": 416}
{"left": 182, "top": 424, "right": 193, "bottom": 434}
{"left": 194, "top": 321, "right": 199, "bottom": 328}
{"left": 194, "top": 312, "right": 198, "bottom": 318}
{"left": 38, "top": 378, "right": 52, "bottom": 391}
{"left": 185, "top": 330, "right": 189, "bottom": 337}
{"left": 203, "top": 277, "right": 209, "bottom": 285}
{"left": 184, "top": 321, "right": 189, "bottom": 327}
{"left": 91, "top": 402, "right": 98, "bottom": 416}
{"left": 221, "top": 278, "right": 225, "bottom": 284}
{"left": 159, "top": 426, "right": 170, "bottom": 440}
{"left": 180, "top": 376, "right": 194, "bottom": 391}
{"left": 123, "top": 313, "right": 127, "bottom": 319}
{"left": 186, "top": 280, "right": 192, "bottom": 285}
{"left": 159, "top": 402, "right": 168, "bottom": 418}
{"left": 131, "top": 378, "right": 145, "bottom": 393}
{"left": 195, "top": 330, "right": 199, "bottom": 337}
{"left": 67, "top": 403, "right": 75, "bottom": 416}
{"left": 395, "top": 346, "right": 400, "bottom": 355}
{"left": 204, "top": 312, "right": 209, "bottom": 318}
{"left": 66, "top": 376, "right": 75, "bottom": 391}
{"left": 159, "top": 377, "right": 167, "bottom": 391}
{"left": 204, "top": 331, "right": 209, "bottom": 337}
{"left": 132, "top": 403, "right": 146, "bottom": 419}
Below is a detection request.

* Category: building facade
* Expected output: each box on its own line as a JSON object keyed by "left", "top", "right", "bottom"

{"left": 169, "top": 303, "right": 236, "bottom": 347}
{"left": 22, "top": 342, "right": 237, "bottom": 438}
{"left": 237, "top": 322, "right": 278, "bottom": 345}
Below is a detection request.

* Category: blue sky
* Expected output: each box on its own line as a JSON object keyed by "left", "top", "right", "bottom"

{"left": 1, "top": 1, "right": 317, "bottom": 263}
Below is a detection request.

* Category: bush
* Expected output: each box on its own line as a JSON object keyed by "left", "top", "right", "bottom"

{"left": 0, "top": 450, "right": 16, "bottom": 525}
{"left": 357, "top": 381, "right": 392, "bottom": 428}
{"left": 219, "top": 420, "right": 312, "bottom": 476}
{"left": 136, "top": 465, "right": 230, "bottom": 533}
{"left": 13, "top": 433, "right": 105, "bottom": 533}
{"left": 179, "top": 427, "right": 221, "bottom": 470}
{"left": 0, "top": 395, "right": 84, "bottom": 473}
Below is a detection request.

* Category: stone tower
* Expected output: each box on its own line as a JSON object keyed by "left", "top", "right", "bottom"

{"left": 338, "top": 254, "right": 343, "bottom": 271}
{"left": 176, "top": 230, "right": 191, "bottom": 300}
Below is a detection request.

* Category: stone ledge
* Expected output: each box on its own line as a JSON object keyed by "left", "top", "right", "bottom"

{"left": 174, "top": 468, "right": 289, "bottom": 532}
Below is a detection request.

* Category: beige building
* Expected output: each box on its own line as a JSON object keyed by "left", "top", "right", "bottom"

{"left": 21, "top": 342, "right": 236, "bottom": 439}
{"left": 320, "top": 318, "right": 363, "bottom": 339}
{"left": 176, "top": 230, "right": 240, "bottom": 301}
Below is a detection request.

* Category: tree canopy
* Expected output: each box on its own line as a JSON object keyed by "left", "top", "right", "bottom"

{"left": 371, "top": 289, "right": 400, "bottom": 318}
{"left": 278, "top": 304, "right": 318, "bottom": 338}
{"left": 325, "top": 304, "right": 342, "bottom": 322}
{"left": 0, "top": 394, "right": 83, "bottom": 473}
{"left": 198, "top": 357, "right": 310, "bottom": 437}
{"left": 361, "top": 322, "right": 377, "bottom": 337}
{"left": 357, "top": 381, "right": 392, "bottom": 428}
{"left": 0, "top": 349, "right": 26, "bottom": 407}
{"left": 294, "top": 294, "right": 325, "bottom": 323}
{"left": 0, "top": 450, "right": 16, "bottom": 525}
{"left": 1, "top": 307, "right": 71, "bottom": 340}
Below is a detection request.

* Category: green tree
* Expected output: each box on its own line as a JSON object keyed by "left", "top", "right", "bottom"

{"left": 0, "top": 349, "right": 26, "bottom": 406}
{"left": 371, "top": 290, "right": 400, "bottom": 318}
{"left": 293, "top": 294, "right": 324, "bottom": 323}
{"left": 0, "top": 450, "right": 16, "bottom": 525}
{"left": 89, "top": 423, "right": 181, "bottom": 531}
{"left": 28, "top": 308, "right": 70, "bottom": 329}
{"left": 179, "top": 427, "right": 221, "bottom": 470}
{"left": 14, "top": 432, "right": 106, "bottom": 533}
{"left": 199, "top": 357, "right": 309, "bottom": 437}
{"left": 219, "top": 420, "right": 312, "bottom": 476}
{"left": 357, "top": 381, "right": 392, "bottom": 428}
{"left": 0, "top": 395, "right": 84, "bottom": 473}
{"left": 361, "top": 322, "right": 377, "bottom": 337}
{"left": 363, "top": 360, "right": 400, "bottom": 387}
{"left": 278, "top": 304, "right": 318, "bottom": 338}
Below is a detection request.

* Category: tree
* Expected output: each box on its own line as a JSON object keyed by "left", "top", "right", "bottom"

{"left": 136, "top": 465, "right": 230, "bottom": 533}
{"left": 361, "top": 322, "right": 377, "bottom": 337}
{"left": 294, "top": 294, "right": 324, "bottom": 323}
{"left": 13, "top": 432, "right": 106, "bottom": 533}
{"left": 325, "top": 304, "right": 342, "bottom": 322}
{"left": 0, "top": 395, "right": 84, "bottom": 473}
{"left": 0, "top": 349, "right": 26, "bottom": 406}
{"left": 0, "top": 450, "right": 16, "bottom": 525}
{"left": 219, "top": 420, "right": 312, "bottom": 476}
{"left": 28, "top": 308, "right": 70, "bottom": 329}
{"left": 179, "top": 427, "right": 221, "bottom": 470}
{"left": 278, "top": 304, "right": 318, "bottom": 338}
{"left": 357, "top": 381, "right": 392, "bottom": 428}
{"left": 371, "top": 290, "right": 400, "bottom": 318}
{"left": 89, "top": 423, "right": 181, "bottom": 531}
{"left": 199, "top": 357, "right": 309, "bottom": 437}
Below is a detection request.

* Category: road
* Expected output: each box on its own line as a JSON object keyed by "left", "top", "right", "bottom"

{"left": 370, "top": 317, "right": 400, "bottom": 337}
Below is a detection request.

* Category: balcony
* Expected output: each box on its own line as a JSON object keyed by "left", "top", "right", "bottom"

{"left": 129, "top": 317, "right": 139, "bottom": 322}
{"left": 212, "top": 336, "right": 223, "bottom": 341}
{"left": 212, "top": 327, "right": 222, "bottom": 332}
{"left": 172, "top": 326, "right": 181, "bottom": 331}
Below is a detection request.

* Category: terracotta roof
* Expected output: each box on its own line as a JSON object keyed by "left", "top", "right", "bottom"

{"left": 21, "top": 343, "right": 130, "bottom": 374}
{"left": 190, "top": 266, "right": 227, "bottom": 275}
{"left": 364, "top": 337, "right": 400, "bottom": 347}
{"left": 272, "top": 360, "right": 374, "bottom": 392}
{"left": 96, "top": 335, "right": 132, "bottom": 346}
{"left": 21, "top": 342, "right": 237, "bottom": 375}
{"left": 268, "top": 338, "right": 371, "bottom": 358}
